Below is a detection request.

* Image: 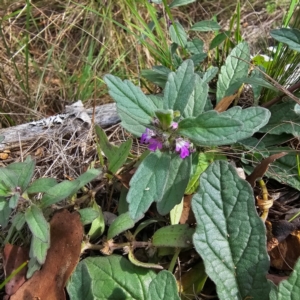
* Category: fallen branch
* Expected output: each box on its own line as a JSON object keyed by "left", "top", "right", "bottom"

{"left": 0, "top": 103, "right": 120, "bottom": 151}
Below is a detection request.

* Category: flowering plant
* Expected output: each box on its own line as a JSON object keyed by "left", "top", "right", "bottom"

{"left": 104, "top": 44, "right": 271, "bottom": 220}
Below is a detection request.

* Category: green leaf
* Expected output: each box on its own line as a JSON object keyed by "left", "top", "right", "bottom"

{"left": 29, "top": 235, "right": 49, "bottom": 265}
{"left": 201, "top": 66, "right": 219, "bottom": 83}
{"left": 76, "top": 168, "right": 102, "bottom": 189}
{"left": 127, "top": 152, "right": 171, "bottom": 220}
{"left": 152, "top": 224, "right": 194, "bottom": 248}
{"left": 9, "top": 192, "right": 19, "bottom": 209}
{"left": 191, "top": 20, "right": 221, "bottom": 32}
{"left": 266, "top": 152, "right": 300, "bottom": 191}
{"left": 27, "top": 257, "right": 41, "bottom": 279}
{"left": 271, "top": 258, "right": 300, "bottom": 300}
{"left": 79, "top": 207, "right": 100, "bottom": 226}
{"left": 127, "top": 152, "right": 191, "bottom": 219}
{"left": 25, "top": 204, "right": 50, "bottom": 243}
{"left": 186, "top": 152, "right": 226, "bottom": 194}
{"left": 260, "top": 100, "right": 300, "bottom": 136}
{"left": 0, "top": 200, "right": 11, "bottom": 227}
{"left": 149, "top": 270, "right": 180, "bottom": 300}
{"left": 217, "top": 42, "right": 250, "bottom": 102}
{"left": 163, "top": 60, "right": 195, "bottom": 114}
{"left": 178, "top": 110, "right": 243, "bottom": 146}
{"left": 169, "top": 21, "right": 187, "bottom": 46}
{"left": 169, "top": 0, "right": 195, "bottom": 8}
{"left": 270, "top": 28, "right": 300, "bottom": 52}
{"left": 88, "top": 201, "right": 105, "bottom": 240}
{"left": 95, "top": 125, "right": 118, "bottom": 161}
{"left": 104, "top": 75, "right": 155, "bottom": 130}
{"left": 170, "top": 200, "right": 183, "bottom": 225}
{"left": 141, "top": 66, "right": 171, "bottom": 88}
{"left": 209, "top": 31, "right": 231, "bottom": 49}
{"left": 190, "top": 53, "right": 207, "bottom": 65}
{"left": 12, "top": 212, "right": 26, "bottom": 231}
{"left": 183, "top": 73, "right": 208, "bottom": 117}
{"left": 107, "top": 212, "right": 137, "bottom": 240}
{"left": 0, "top": 168, "right": 18, "bottom": 192}
{"left": 109, "top": 139, "right": 132, "bottom": 174}
{"left": 220, "top": 107, "right": 271, "bottom": 140}
{"left": 186, "top": 38, "right": 204, "bottom": 54}
{"left": 40, "top": 180, "right": 79, "bottom": 208}
{"left": 6, "top": 156, "right": 35, "bottom": 191}
{"left": 26, "top": 178, "right": 57, "bottom": 194}
{"left": 156, "top": 154, "right": 191, "bottom": 215}
{"left": 192, "top": 161, "right": 270, "bottom": 300}
{"left": 67, "top": 255, "right": 156, "bottom": 300}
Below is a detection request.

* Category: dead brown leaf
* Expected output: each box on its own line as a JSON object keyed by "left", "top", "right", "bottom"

{"left": 269, "top": 230, "right": 300, "bottom": 271}
{"left": 246, "top": 152, "right": 287, "bottom": 187}
{"left": 3, "top": 244, "right": 28, "bottom": 297}
{"left": 180, "top": 194, "right": 195, "bottom": 224}
{"left": 10, "top": 209, "right": 83, "bottom": 300}
{"left": 214, "top": 93, "right": 238, "bottom": 112}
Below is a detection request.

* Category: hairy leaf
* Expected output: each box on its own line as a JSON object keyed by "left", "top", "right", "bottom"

{"left": 178, "top": 110, "right": 243, "bottom": 146}
{"left": 191, "top": 20, "right": 221, "bottom": 32}
{"left": 67, "top": 255, "right": 156, "bottom": 300}
{"left": 25, "top": 204, "right": 50, "bottom": 243}
{"left": 149, "top": 270, "right": 180, "bottom": 300}
{"left": 217, "top": 42, "right": 250, "bottom": 102}
{"left": 152, "top": 224, "right": 194, "bottom": 248}
{"left": 163, "top": 60, "right": 195, "bottom": 113}
{"left": 271, "top": 28, "right": 300, "bottom": 52}
{"left": 183, "top": 74, "right": 208, "bottom": 117}
{"left": 192, "top": 161, "right": 270, "bottom": 300}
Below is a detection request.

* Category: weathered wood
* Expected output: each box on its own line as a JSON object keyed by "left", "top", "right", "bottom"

{"left": 0, "top": 103, "right": 120, "bottom": 151}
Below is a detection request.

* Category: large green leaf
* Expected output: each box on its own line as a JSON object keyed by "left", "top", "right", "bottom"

{"left": 221, "top": 107, "right": 271, "bottom": 140}
{"left": 156, "top": 154, "right": 191, "bottom": 215}
{"left": 183, "top": 74, "right": 208, "bottom": 118}
{"left": 148, "top": 270, "right": 180, "bottom": 300}
{"left": 104, "top": 75, "right": 155, "bottom": 132}
{"left": 178, "top": 110, "right": 243, "bottom": 146}
{"left": 141, "top": 66, "right": 171, "bottom": 89}
{"left": 192, "top": 161, "right": 270, "bottom": 300}
{"left": 25, "top": 204, "right": 50, "bottom": 243}
{"left": 67, "top": 255, "right": 156, "bottom": 300}
{"left": 6, "top": 156, "right": 35, "bottom": 191}
{"left": 127, "top": 152, "right": 191, "bottom": 219}
{"left": 163, "top": 60, "right": 195, "bottom": 114}
{"left": 259, "top": 100, "right": 300, "bottom": 136}
{"left": 217, "top": 42, "right": 250, "bottom": 102}
{"left": 270, "top": 28, "right": 300, "bottom": 52}
{"left": 270, "top": 258, "right": 300, "bottom": 300}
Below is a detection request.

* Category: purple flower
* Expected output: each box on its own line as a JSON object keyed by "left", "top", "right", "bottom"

{"left": 175, "top": 138, "right": 190, "bottom": 159}
{"left": 171, "top": 122, "right": 178, "bottom": 129}
{"left": 141, "top": 128, "right": 155, "bottom": 144}
{"left": 148, "top": 138, "right": 163, "bottom": 151}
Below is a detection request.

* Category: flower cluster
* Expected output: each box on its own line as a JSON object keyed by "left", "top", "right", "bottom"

{"left": 140, "top": 122, "right": 193, "bottom": 159}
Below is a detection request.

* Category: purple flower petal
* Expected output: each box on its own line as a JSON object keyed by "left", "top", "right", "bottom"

{"left": 175, "top": 138, "right": 191, "bottom": 159}
{"left": 171, "top": 122, "right": 178, "bottom": 129}
{"left": 148, "top": 138, "right": 163, "bottom": 151}
{"left": 141, "top": 128, "right": 155, "bottom": 144}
